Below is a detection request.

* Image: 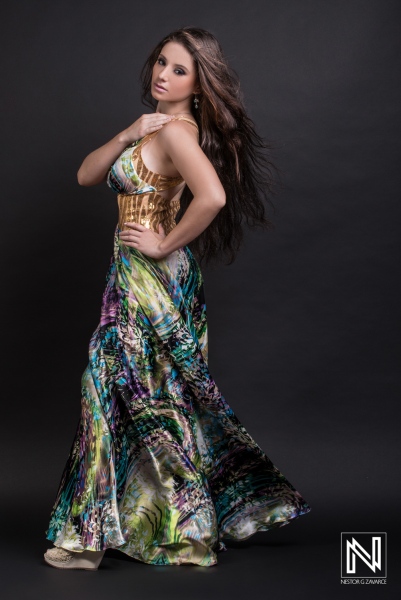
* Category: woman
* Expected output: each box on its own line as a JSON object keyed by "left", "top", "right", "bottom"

{"left": 44, "top": 26, "right": 311, "bottom": 570}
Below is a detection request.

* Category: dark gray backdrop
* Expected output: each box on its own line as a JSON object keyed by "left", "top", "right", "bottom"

{"left": 1, "top": 1, "right": 400, "bottom": 599}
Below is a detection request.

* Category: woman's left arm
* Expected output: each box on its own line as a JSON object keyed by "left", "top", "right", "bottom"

{"left": 119, "top": 120, "right": 226, "bottom": 259}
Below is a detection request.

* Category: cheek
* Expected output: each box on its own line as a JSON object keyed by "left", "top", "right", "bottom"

{"left": 173, "top": 77, "right": 194, "bottom": 93}
{"left": 152, "top": 63, "right": 163, "bottom": 79}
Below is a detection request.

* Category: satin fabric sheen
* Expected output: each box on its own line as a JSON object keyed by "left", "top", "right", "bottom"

{"left": 45, "top": 117, "right": 311, "bottom": 566}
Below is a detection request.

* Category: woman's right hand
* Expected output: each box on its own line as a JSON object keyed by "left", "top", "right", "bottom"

{"left": 120, "top": 112, "right": 173, "bottom": 145}
{"left": 77, "top": 112, "right": 173, "bottom": 187}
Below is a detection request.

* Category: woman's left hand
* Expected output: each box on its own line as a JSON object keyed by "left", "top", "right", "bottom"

{"left": 119, "top": 222, "right": 167, "bottom": 259}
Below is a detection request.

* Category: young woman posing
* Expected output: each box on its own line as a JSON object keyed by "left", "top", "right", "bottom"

{"left": 44, "top": 26, "right": 311, "bottom": 570}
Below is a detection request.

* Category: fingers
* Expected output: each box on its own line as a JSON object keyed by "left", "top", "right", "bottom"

{"left": 139, "top": 113, "right": 173, "bottom": 137}
{"left": 145, "top": 112, "right": 171, "bottom": 119}
{"left": 152, "top": 118, "right": 171, "bottom": 127}
{"left": 119, "top": 222, "right": 165, "bottom": 249}
{"left": 121, "top": 241, "right": 139, "bottom": 248}
{"left": 152, "top": 113, "right": 172, "bottom": 120}
{"left": 119, "top": 232, "right": 140, "bottom": 241}
{"left": 151, "top": 117, "right": 173, "bottom": 132}
{"left": 119, "top": 222, "right": 144, "bottom": 248}
{"left": 123, "top": 222, "right": 146, "bottom": 231}
{"left": 146, "top": 114, "right": 172, "bottom": 125}
{"left": 119, "top": 235, "right": 140, "bottom": 248}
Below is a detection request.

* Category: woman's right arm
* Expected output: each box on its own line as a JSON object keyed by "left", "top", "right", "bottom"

{"left": 77, "top": 113, "right": 173, "bottom": 186}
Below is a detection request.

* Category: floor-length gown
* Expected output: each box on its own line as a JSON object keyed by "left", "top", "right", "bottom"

{"left": 45, "top": 115, "right": 311, "bottom": 567}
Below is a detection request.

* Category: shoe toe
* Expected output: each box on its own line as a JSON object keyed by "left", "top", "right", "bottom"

{"left": 44, "top": 547, "right": 104, "bottom": 570}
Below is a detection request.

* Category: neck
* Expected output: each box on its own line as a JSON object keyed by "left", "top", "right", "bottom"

{"left": 156, "top": 101, "right": 193, "bottom": 116}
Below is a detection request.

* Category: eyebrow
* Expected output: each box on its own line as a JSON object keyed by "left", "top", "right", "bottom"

{"left": 158, "top": 53, "right": 189, "bottom": 71}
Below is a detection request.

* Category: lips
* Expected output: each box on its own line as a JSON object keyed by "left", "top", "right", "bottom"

{"left": 154, "top": 82, "right": 167, "bottom": 92}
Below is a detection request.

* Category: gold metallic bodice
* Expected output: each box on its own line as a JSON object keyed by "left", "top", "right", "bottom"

{"left": 116, "top": 116, "right": 199, "bottom": 234}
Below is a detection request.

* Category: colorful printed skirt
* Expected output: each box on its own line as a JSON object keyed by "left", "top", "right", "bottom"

{"left": 45, "top": 225, "right": 311, "bottom": 567}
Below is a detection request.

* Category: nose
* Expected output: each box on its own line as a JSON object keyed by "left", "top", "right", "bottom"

{"left": 158, "top": 66, "right": 168, "bottom": 80}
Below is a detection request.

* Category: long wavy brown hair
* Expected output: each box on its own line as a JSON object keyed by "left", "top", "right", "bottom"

{"left": 140, "top": 27, "right": 280, "bottom": 266}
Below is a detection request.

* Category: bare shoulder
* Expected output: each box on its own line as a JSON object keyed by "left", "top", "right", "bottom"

{"left": 158, "top": 118, "right": 199, "bottom": 149}
{"left": 155, "top": 118, "right": 224, "bottom": 201}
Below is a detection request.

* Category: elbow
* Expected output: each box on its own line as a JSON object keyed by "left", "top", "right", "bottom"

{"left": 77, "top": 168, "right": 107, "bottom": 187}
{"left": 77, "top": 170, "right": 85, "bottom": 186}
{"left": 77, "top": 170, "right": 95, "bottom": 187}
{"left": 214, "top": 191, "right": 226, "bottom": 209}
{"left": 77, "top": 170, "right": 89, "bottom": 186}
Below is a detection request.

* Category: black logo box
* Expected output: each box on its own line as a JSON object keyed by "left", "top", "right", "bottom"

{"left": 341, "top": 532, "right": 387, "bottom": 578}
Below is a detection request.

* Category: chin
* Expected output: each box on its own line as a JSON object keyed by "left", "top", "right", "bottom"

{"left": 151, "top": 89, "right": 162, "bottom": 100}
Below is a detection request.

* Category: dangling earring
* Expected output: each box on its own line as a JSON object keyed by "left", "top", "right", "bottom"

{"left": 193, "top": 93, "right": 199, "bottom": 110}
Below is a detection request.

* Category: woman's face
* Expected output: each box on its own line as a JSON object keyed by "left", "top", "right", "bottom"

{"left": 151, "top": 41, "right": 199, "bottom": 104}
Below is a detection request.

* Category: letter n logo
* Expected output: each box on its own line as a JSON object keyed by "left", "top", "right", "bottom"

{"left": 341, "top": 533, "right": 387, "bottom": 578}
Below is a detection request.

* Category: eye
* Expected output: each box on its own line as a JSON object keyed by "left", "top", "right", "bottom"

{"left": 156, "top": 57, "right": 185, "bottom": 75}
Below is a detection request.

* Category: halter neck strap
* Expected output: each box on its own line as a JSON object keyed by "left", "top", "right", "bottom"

{"left": 169, "top": 115, "right": 199, "bottom": 132}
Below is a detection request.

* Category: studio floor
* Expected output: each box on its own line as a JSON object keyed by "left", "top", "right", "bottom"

{"left": 2, "top": 501, "right": 399, "bottom": 600}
